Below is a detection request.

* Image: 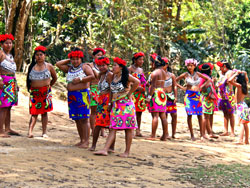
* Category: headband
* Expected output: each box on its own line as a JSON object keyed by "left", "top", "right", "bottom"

{"left": 198, "top": 63, "right": 214, "bottom": 71}
{"left": 185, "top": 58, "right": 199, "bottom": 66}
{"left": 0, "top": 34, "right": 14, "bottom": 42}
{"left": 68, "top": 51, "right": 84, "bottom": 58}
{"left": 162, "top": 57, "right": 169, "bottom": 64}
{"left": 95, "top": 57, "right": 110, "bottom": 65}
{"left": 93, "top": 48, "right": 106, "bottom": 55}
{"left": 35, "top": 46, "right": 47, "bottom": 52}
{"left": 133, "top": 52, "right": 145, "bottom": 59}
{"left": 113, "top": 57, "right": 127, "bottom": 66}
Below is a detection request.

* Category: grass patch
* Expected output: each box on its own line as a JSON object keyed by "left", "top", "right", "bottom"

{"left": 175, "top": 164, "right": 250, "bottom": 187}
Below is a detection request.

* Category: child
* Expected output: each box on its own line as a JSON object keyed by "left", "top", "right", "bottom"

{"left": 228, "top": 70, "right": 249, "bottom": 144}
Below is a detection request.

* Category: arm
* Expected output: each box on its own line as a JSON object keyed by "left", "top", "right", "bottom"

{"left": 228, "top": 71, "right": 241, "bottom": 88}
{"left": 197, "top": 72, "right": 211, "bottom": 81}
{"left": 127, "top": 74, "right": 140, "bottom": 98}
{"left": 107, "top": 72, "right": 114, "bottom": 112}
{"left": 48, "top": 64, "right": 58, "bottom": 87}
{"left": 171, "top": 74, "right": 178, "bottom": 103}
{"left": 56, "top": 59, "right": 70, "bottom": 73}
{"left": 176, "top": 72, "right": 187, "bottom": 91}
{"left": 80, "top": 64, "right": 95, "bottom": 83}
{"left": 0, "top": 51, "right": 4, "bottom": 89}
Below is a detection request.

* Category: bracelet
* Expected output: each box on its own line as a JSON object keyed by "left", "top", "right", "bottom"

{"left": 108, "top": 103, "right": 112, "bottom": 105}
{"left": 80, "top": 77, "right": 83, "bottom": 82}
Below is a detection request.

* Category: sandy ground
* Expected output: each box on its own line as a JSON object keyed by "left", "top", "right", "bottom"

{"left": 1, "top": 84, "right": 250, "bottom": 187}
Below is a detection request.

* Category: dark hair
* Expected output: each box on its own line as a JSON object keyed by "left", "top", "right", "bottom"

{"left": 71, "top": 47, "right": 84, "bottom": 62}
{"left": 118, "top": 64, "right": 129, "bottom": 88}
{"left": 221, "top": 60, "right": 232, "bottom": 70}
{"left": 93, "top": 49, "right": 104, "bottom": 56}
{"left": 155, "top": 56, "right": 166, "bottom": 68}
{"left": 132, "top": 53, "right": 143, "bottom": 64}
{"left": 200, "top": 64, "right": 211, "bottom": 78}
{"left": 236, "top": 73, "right": 248, "bottom": 95}
{"left": 26, "top": 50, "right": 46, "bottom": 92}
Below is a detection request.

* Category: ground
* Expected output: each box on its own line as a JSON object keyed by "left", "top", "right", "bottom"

{"left": 0, "top": 73, "right": 250, "bottom": 188}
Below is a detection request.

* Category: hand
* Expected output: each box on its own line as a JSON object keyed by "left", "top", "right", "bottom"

{"left": 136, "top": 87, "right": 145, "bottom": 92}
{"left": 174, "top": 98, "right": 177, "bottom": 104}
{"left": 108, "top": 104, "right": 112, "bottom": 112}
{"left": 72, "top": 78, "right": 80, "bottom": 85}
{"left": 127, "top": 94, "right": 133, "bottom": 101}
{"left": 0, "top": 80, "right": 3, "bottom": 89}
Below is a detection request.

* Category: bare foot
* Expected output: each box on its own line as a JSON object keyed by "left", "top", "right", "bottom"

{"left": 191, "top": 136, "right": 196, "bottom": 141}
{"left": 89, "top": 146, "right": 96, "bottom": 151}
{"left": 209, "top": 134, "right": 219, "bottom": 139}
{"left": 220, "top": 132, "right": 229, "bottom": 136}
{"left": 94, "top": 150, "right": 108, "bottom": 156}
{"left": 74, "top": 142, "right": 82, "bottom": 147}
{"left": 160, "top": 135, "right": 171, "bottom": 141}
{"left": 172, "top": 135, "right": 179, "bottom": 139}
{"left": 119, "top": 152, "right": 129, "bottom": 158}
{"left": 27, "top": 134, "right": 33, "bottom": 138}
{"left": 78, "top": 142, "right": 89, "bottom": 149}
{"left": 0, "top": 133, "right": 10, "bottom": 138}
{"left": 108, "top": 149, "right": 115, "bottom": 153}
{"left": 135, "top": 131, "right": 144, "bottom": 137}
{"left": 145, "top": 137, "right": 157, "bottom": 141}
{"left": 6, "top": 129, "right": 20, "bottom": 136}
{"left": 202, "top": 134, "right": 210, "bottom": 139}
{"left": 230, "top": 133, "right": 236, "bottom": 137}
{"left": 235, "top": 142, "right": 244, "bottom": 145}
{"left": 42, "top": 134, "right": 49, "bottom": 138}
{"left": 245, "top": 141, "right": 249, "bottom": 145}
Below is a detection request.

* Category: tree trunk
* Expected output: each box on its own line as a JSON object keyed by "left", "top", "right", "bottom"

{"left": 14, "top": 0, "right": 32, "bottom": 71}
{"left": 5, "top": 0, "right": 19, "bottom": 34}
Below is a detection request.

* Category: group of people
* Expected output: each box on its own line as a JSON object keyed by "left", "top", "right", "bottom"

{"left": 0, "top": 33, "right": 249, "bottom": 159}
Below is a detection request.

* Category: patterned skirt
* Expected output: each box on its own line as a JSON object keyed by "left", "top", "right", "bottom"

{"left": 148, "top": 88, "right": 167, "bottom": 113}
{"left": 110, "top": 97, "right": 137, "bottom": 129}
{"left": 166, "top": 92, "right": 177, "bottom": 114}
{"left": 90, "top": 84, "right": 99, "bottom": 107}
{"left": 68, "top": 89, "right": 90, "bottom": 120}
{"left": 218, "top": 97, "right": 235, "bottom": 114}
{"left": 0, "top": 75, "right": 18, "bottom": 108}
{"left": 184, "top": 90, "right": 202, "bottom": 115}
{"left": 237, "top": 101, "right": 250, "bottom": 124}
{"left": 29, "top": 86, "right": 53, "bottom": 115}
{"left": 96, "top": 93, "right": 110, "bottom": 127}
{"left": 133, "top": 91, "right": 146, "bottom": 112}
{"left": 201, "top": 95, "right": 218, "bottom": 115}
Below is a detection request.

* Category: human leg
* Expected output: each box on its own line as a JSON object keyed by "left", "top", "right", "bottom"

{"left": 171, "top": 113, "right": 177, "bottom": 138}
{"left": 159, "top": 112, "right": 170, "bottom": 141}
{"left": 0, "top": 108, "right": 9, "bottom": 137}
{"left": 119, "top": 129, "right": 133, "bottom": 158}
{"left": 89, "top": 126, "right": 102, "bottom": 151}
{"left": 135, "top": 111, "right": 143, "bottom": 137}
{"left": 41, "top": 112, "right": 48, "bottom": 136}
{"left": 28, "top": 115, "right": 38, "bottom": 138}
{"left": 187, "top": 115, "right": 195, "bottom": 141}
{"left": 244, "top": 123, "right": 249, "bottom": 144}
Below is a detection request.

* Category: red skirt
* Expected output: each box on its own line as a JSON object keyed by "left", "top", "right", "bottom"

{"left": 96, "top": 93, "right": 110, "bottom": 127}
{"left": 29, "top": 86, "right": 53, "bottom": 115}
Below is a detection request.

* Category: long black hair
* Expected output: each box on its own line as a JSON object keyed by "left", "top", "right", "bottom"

{"left": 221, "top": 60, "right": 232, "bottom": 70}
{"left": 154, "top": 55, "right": 166, "bottom": 68}
{"left": 200, "top": 64, "right": 211, "bottom": 78}
{"left": 118, "top": 64, "right": 129, "bottom": 88}
{"left": 236, "top": 73, "right": 248, "bottom": 95}
{"left": 26, "top": 50, "right": 46, "bottom": 92}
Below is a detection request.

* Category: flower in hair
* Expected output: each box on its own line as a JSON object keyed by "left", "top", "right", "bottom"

{"left": 35, "top": 46, "right": 47, "bottom": 52}
{"left": 93, "top": 48, "right": 106, "bottom": 55}
{"left": 199, "top": 63, "right": 214, "bottom": 71}
{"left": 216, "top": 61, "right": 223, "bottom": 67}
{"left": 0, "top": 33, "right": 14, "bottom": 42}
{"left": 133, "top": 52, "right": 145, "bottom": 59}
{"left": 68, "top": 51, "right": 84, "bottom": 58}
{"left": 150, "top": 53, "right": 158, "bottom": 60}
{"left": 113, "top": 57, "right": 127, "bottom": 66}
{"left": 185, "top": 58, "right": 199, "bottom": 66}
{"left": 162, "top": 57, "right": 168, "bottom": 64}
{"left": 95, "top": 57, "right": 110, "bottom": 65}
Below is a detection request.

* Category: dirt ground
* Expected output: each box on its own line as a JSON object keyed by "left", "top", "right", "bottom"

{"left": 1, "top": 74, "right": 250, "bottom": 188}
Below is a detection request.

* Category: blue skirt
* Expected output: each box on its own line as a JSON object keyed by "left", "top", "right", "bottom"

{"left": 184, "top": 90, "right": 203, "bottom": 115}
{"left": 68, "top": 89, "right": 90, "bottom": 120}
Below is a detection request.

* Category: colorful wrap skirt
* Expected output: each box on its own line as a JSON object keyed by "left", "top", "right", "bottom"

{"left": 133, "top": 91, "right": 146, "bottom": 112}
{"left": 110, "top": 97, "right": 137, "bottom": 130}
{"left": 68, "top": 89, "right": 90, "bottom": 120}
{"left": 237, "top": 101, "right": 250, "bottom": 124}
{"left": 201, "top": 95, "right": 218, "bottom": 115}
{"left": 165, "top": 92, "right": 177, "bottom": 114}
{"left": 29, "top": 86, "right": 53, "bottom": 115}
{"left": 90, "top": 84, "right": 99, "bottom": 107}
{"left": 184, "top": 90, "right": 202, "bottom": 115}
{"left": 0, "top": 75, "right": 18, "bottom": 108}
{"left": 96, "top": 93, "right": 110, "bottom": 127}
{"left": 148, "top": 88, "right": 167, "bottom": 113}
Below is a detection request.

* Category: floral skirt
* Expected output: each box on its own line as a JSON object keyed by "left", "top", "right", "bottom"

{"left": 148, "top": 88, "right": 167, "bottom": 113}
{"left": 184, "top": 90, "right": 202, "bottom": 115}
{"left": 165, "top": 92, "right": 177, "bottom": 114}
{"left": 0, "top": 75, "right": 18, "bottom": 108}
{"left": 237, "top": 101, "right": 250, "bottom": 124}
{"left": 201, "top": 95, "right": 218, "bottom": 115}
{"left": 110, "top": 97, "right": 137, "bottom": 129}
{"left": 90, "top": 84, "right": 99, "bottom": 107}
{"left": 133, "top": 91, "right": 146, "bottom": 112}
{"left": 29, "top": 86, "right": 53, "bottom": 115}
{"left": 96, "top": 93, "right": 110, "bottom": 127}
{"left": 68, "top": 89, "right": 90, "bottom": 120}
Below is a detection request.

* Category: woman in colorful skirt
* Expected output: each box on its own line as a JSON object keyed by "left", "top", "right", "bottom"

{"left": 176, "top": 59, "right": 210, "bottom": 141}
{"left": 94, "top": 57, "right": 139, "bottom": 157}
{"left": 162, "top": 57, "right": 178, "bottom": 138}
{"left": 0, "top": 33, "right": 19, "bottom": 137}
{"left": 146, "top": 55, "right": 169, "bottom": 141}
{"left": 89, "top": 56, "right": 113, "bottom": 151}
{"left": 27, "top": 46, "right": 57, "bottom": 138}
{"left": 56, "top": 48, "right": 94, "bottom": 148}
{"left": 198, "top": 63, "right": 218, "bottom": 139}
{"left": 216, "top": 60, "right": 236, "bottom": 136}
{"left": 128, "top": 52, "right": 147, "bottom": 137}
{"left": 88, "top": 48, "right": 106, "bottom": 135}
{"left": 228, "top": 71, "right": 249, "bottom": 144}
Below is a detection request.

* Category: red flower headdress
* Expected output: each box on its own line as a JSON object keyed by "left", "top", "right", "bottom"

{"left": 162, "top": 57, "right": 169, "bottom": 64}
{"left": 68, "top": 51, "right": 84, "bottom": 58}
{"left": 198, "top": 63, "right": 214, "bottom": 71}
{"left": 95, "top": 57, "right": 110, "bottom": 65}
{"left": 133, "top": 52, "right": 145, "bottom": 59}
{"left": 93, "top": 48, "right": 106, "bottom": 55}
{"left": 216, "top": 61, "right": 225, "bottom": 67}
{"left": 150, "top": 53, "right": 158, "bottom": 60}
{"left": 35, "top": 46, "right": 47, "bottom": 52}
{"left": 0, "top": 34, "right": 14, "bottom": 42}
{"left": 113, "top": 57, "right": 127, "bottom": 66}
